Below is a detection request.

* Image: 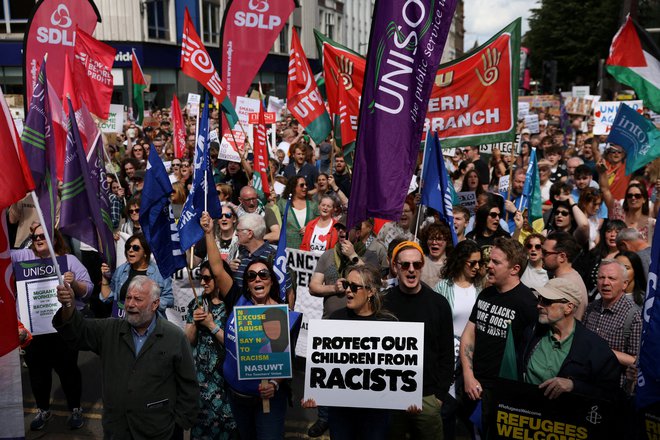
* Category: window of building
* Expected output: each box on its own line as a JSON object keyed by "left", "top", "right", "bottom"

{"left": 325, "top": 13, "right": 335, "bottom": 40}
{"left": 201, "top": 0, "right": 220, "bottom": 45}
{"left": 146, "top": 0, "right": 170, "bottom": 40}
{"left": 279, "top": 23, "right": 288, "bottom": 53}
{"left": 1, "top": 0, "right": 35, "bottom": 34}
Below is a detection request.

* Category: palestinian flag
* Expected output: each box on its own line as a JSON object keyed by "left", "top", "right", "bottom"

{"left": 132, "top": 49, "right": 147, "bottom": 125}
{"left": 606, "top": 15, "right": 660, "bottom": 113}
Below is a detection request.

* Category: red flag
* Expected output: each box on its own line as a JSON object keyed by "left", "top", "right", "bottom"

{"left": 171, "top": 94, "right": 186, "bottom": 159}
{"left": 0, "top": 89, "right": 35, "bottom": 210}
{"left": 47, "top": 78, "right": 68, "bottom": 181}
{"left": 252, "top": 105, "right": 270, "bottom": 199}
{"left": 73, "top": 27, "right": 116, "bottom": 120}
{"left": 337, "top": 80, "right": 358, "bottom": 145}
{"left": 0, "top": 211, "right": 19, "bottom": 357}
{"left": 181, "top": 8, "right": 228, "bottom": 103}
{"left": 287, "top": 28, "right": 331, "bottom": 144}
{"left": 62, "top": 53, "right": 80, "bottom": 111}
{"left": 221, "top": 0, "right": 295, "bottom": 102}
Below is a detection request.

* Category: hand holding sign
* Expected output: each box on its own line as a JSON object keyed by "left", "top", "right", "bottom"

{"left": 56, "top": 283, "right": 75, "bottom": 320}
{"left": 539, "top": 377, "right": 574, "bottom": 400}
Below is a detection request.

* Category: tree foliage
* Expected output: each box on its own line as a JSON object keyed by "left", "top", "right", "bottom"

{"left": 523, "top": 0, "right": 620, "bottom": 91}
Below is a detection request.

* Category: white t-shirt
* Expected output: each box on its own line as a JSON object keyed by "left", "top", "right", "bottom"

{"left": 308, "top": 223, "right": 332, "bottom": 256}
{"left": 452, "top": 284, "right": 477, "bottom": 338}
{"left": 293, "top": 207, "right": 307, "bottom": 230}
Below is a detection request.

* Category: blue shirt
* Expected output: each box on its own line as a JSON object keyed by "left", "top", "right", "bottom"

{"left": 131, "top": 315, "right": 157, "bottom": 356}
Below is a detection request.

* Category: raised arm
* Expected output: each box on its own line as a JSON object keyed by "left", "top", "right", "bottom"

{"left": 201, "top": 211, "right": 234, "bottom": 297}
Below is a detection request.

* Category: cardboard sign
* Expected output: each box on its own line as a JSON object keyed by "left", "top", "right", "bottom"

{"left": 524, "top": 114, "right": 540, "bottom": 134}
{"left": 164, "top": 266, "right": 201, "bottom": 329}
{"left": 480, "top": 142, "right": 520, "bottom": 155}
{"left": 457, "top": 191, "right": 477, "bottom": 213}
{"left": 186, "top": 93, "right": 201, "bottom": 117}
{"left": 235, "top": 304, "right": 292, "bottom": 380}
{"left": 235, "top": 96, "right": 261, "bottom": 125}
{"left": 289, "top": 249, "right": 323, "bottom": 358}
{"left": 219, "top": 129, "right": 244, "bottom": 163}
{"left": 99, "top": 104, "right": 125, "bottom": 133}
{"left": 14, "top": 256, "right": 69, "bottom": 335}
{"left": 594, "top": 100, "right": 643, "bottom": 135}
{"left": 267, "top": 96, "right": 285, "bottom": 120}
{"left": 248, "top": 112, "right": 276, "bottom": 125}
{"left": 518, "top": 102, "right": 530, "bottom": 118}
{"left": 498, "top": 175, "right": 510, "bottom": 195}
{"left": 304, "top": 319, "right": 425, "bottom": 410}
{"left": 487, "top": 380, "right": 616, "bottom": 440}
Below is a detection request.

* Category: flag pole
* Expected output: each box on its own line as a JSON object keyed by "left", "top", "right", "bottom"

{"left": 413, "top": 133, "right": 431, "bottom": 241}
{"left": 188, "top": 247, "right": 200, "bottom": 307}
{"left": 30, "top": 191, "right": 64, "bottom": 287}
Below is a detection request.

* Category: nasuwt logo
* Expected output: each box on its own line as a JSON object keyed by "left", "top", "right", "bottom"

{"left": 234, "top": 0, "right": 281, "bottom": 30}
{"left": 36, "top": 3, "right": 76, "bottom": 46}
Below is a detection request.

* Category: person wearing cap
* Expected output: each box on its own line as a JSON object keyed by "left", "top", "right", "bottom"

{"left": 540, "top": 232, "right": 588, "bottom": 320}
{"left": 518, "top": 278, "right": 620, "bottom": 401}
{"left": 383, "top": 241, "right": 454, "bottom": 440}
{"left": 460, "top": 237, "right": 537, "bottom": 435}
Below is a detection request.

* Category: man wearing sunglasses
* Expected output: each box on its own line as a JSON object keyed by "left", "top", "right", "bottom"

{"left": 540, "top": 232, "right": 588, "bottom": 320}
{"left": 518, "top": 278, "right": 619, "bottom": 400}
{"left": 384, "top": 241, "right": 454, "bottom": 439}
{"left": 460, "top": 238, "right": 537, "bottom": 435}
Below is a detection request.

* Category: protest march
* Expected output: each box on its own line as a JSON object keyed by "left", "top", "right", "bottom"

{"left": 1, "top": 0, "right": 660, "bottom": 439}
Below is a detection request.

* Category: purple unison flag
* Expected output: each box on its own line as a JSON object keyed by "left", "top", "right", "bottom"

{"left": 85, "top": 125, "right": 117, "bottom": 269}
{"left": 60, "top": 99, "right": 101, "bottom": 250}
{"left": 21, "top": 59, "right": 57, "bottom": 238}
{"left": 347, "top": 0, "right": 458, "bottom": 228}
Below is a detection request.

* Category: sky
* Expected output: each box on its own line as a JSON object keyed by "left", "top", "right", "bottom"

{"left": 463, "top": 0, "right": 539, "bottom": 49}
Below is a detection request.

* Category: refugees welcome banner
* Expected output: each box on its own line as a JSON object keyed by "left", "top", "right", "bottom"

{"left": 425, "top": 19, "right": 521, "bottom": 148}
{"left": 348, "top": 0, "right": 458, "bottom": 227}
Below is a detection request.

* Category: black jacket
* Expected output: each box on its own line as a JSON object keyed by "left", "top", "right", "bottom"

{"left": 518, "top": 319, "right": 621, "bottom": 401}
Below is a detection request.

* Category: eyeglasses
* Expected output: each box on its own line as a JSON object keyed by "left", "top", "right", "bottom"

{"left": 541, "top": 249, "right": 560, "bottom": 257}
{"left": 608, "top": 149, "right": 624, "bottom": 155}
{"left": 125, "top": 244, "right": 142, "bottom": 252}
{"left": 200, "top": 275, "right": 213, "bottom": 283}
{"left": 428, "top": 237, "right": 446, "bottom": 243}
{"left": 165, "top": 152, "right": 174, "bottom": 158}
{"left": 181, "top": 164, "right": 191, "bottom": 168}
{"left": 133, "top": 148, "right": 143, "bottom": 152}
{"left": 298, "top": 183, "right": 307, "bottom": 188}
{"left": 626, "top": 193, "right": 643, "bottom": 200}
{"left": 555, "top": 210, "right": 570, "bottom": 217}
{"left": 31, "top": 233, "right": 46, "bottom": 242}
{"left": 128, "top": 209, "right": 140, "bottom": 214}
{"left": 488, "top": 211, "right": 501, "bottom": 219}
{"left": 172, "top": 163, "right": 181, "bottom": 167}
{"left": 526, "top": 243, "right": 542, "bottom": 250}
{"left": 241, "top": 197, "right": 258, "bottom": 203}
{"left": 466, "top": 260, "right": 481, "bottom": 268}
{"left": 538, "top": 296, "right": 569, "bottom": 307}
{"left": 397, "top": 261, "right": 423, "bottom": 271}
{"left": 341, "top": 280, "right": 366, "bottom": 293}
{"left": 220, "top": 212, "right": 233, "bottom": 219}
{"left": 246, "top": 269, "right": 270, "bottom": 282}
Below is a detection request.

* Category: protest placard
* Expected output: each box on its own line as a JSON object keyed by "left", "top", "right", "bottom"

{"left": 267, "top": 96, "right": 285, "bottom": 120}
{"left": 594, "top": 100, "right": 643, "bottom": 135}
{"left": 498, "top": 175, "right": 510, "bottom": 196}
{"left": 99, "top": 104, "right": 125, "bottom": 133}
{"left": 304, "top": 319, "right": 424, "bottom": 410}
{"left": 487, "top": 380, "right": 616, "bottom": 440}
{"left": 235, "top": 304, "right": 292, "bottom": 380}
{"left": 518, "top": 102, "right": 530, "bottom": 118}
{"left": 219, "top": 130, "right": 245, "bottom": 163}
{"left": 524, "top": 114, "right": 539, "bottom": 133}
{"left": 572, "top": 85, "right": 590, "bottom": 98}
{"left": 248, "top": 112, "right": 276, "bottom": 124}
{"left": 480, "top": 142, "right": 520, "bottom": 155}
{"left": 289, "top": 249, "right": 322, "bottom": 358}
{"left": 457, "top": 191, "right": 477, "bottom": 213}
{"left": 186, "top": 93, "right": 201, "bottom": 117}
{"left": 14, "top": 256, "right": 69, "bottom": 335}
{"left": 164, "top": 265, "right": 201, "bottom": 329}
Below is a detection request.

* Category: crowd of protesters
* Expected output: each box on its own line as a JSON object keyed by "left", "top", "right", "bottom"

{"left": 11, "top": 99, "right": 653, "bottom": 440}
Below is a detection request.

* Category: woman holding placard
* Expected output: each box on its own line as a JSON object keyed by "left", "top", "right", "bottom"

{"left": 184, "top": 261, "right": 236, "bottom": 439}
{"left": 302, "top": 264, "right": 396, "bottom": 440}
{"left": 12, "top": 223, "right": 93, "bottom": 431}
{"left": 201, "top": 211, "right": 291, "bottom": 440}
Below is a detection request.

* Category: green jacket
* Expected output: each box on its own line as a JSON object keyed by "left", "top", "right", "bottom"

{"left": 53, "top": 309, "right": 199, "bottom": 440}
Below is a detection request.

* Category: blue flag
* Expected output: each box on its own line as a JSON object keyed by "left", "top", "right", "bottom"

{"left": 421, "top": 131, "right": 458, "bottom": 246}
{"left": 608, "top": 103, "right": 660, "bottom": 176}
{"left": 21, "top": 59, "right": 57, "bottom": 238}
{"left": 637, "top": 218, "right": 660, "bottom": 409}
{"left": 273, "top": 197, "right": 291, "bottom": 302}
{"left": 140, "top": 144, "right": 187, "bottom": 279}
{"left": 178, "top": 95, "right": 222, "bottom": 250}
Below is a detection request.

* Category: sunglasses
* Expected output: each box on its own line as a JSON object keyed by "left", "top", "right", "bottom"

{"left": 125, "top": 244, "right": 142, "bottom": 252}
{"left": 221, "top": 212, "right": 233, "bottom": 219}
{"left": 526, "top": 243, "right": 542, "bottom": 250}
{"left": 466, "top": 260, "right": 481, "bottom": 268}
{"left": 488, "top": 211, "right": 501, "bottom": 219}
{"left": 538, "top": 296, "right": 569, "bottom": 306}
{"left": 246, "top": 269, "right": 270, "bottom": 282}
{"left": 172, "top": 163, "right": 181, "bottom": 167}
{"left": 626, "top": 193, "right": 643, "bottom": 200}
{"left": 341, "top": 280, "right": 366, "bottom": 293}
{"left": 200, "top": 275, "right": 213, "bottom": 283}
{"left": 541, "top": 249, "right": 560, "bottom": 257}
{"left": 166, "top": 153, "right": 174, "bottom": 157}
{"left": 128, "top": 208, "right": 140, "bottom": 214}
{"left": 298, "top": 183, "right": 307, "bottom": 188}
{"left": 133, "top": 148, "right": 144, "bottom": 152}
{"left": 555, "top": 210, "right": 570, "bottom": 217}
{"left": 397, "top": 261, "right": 423, "bottom": 270}
{"left": 31, "top": 233, "right": 46, "bottom": 242}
